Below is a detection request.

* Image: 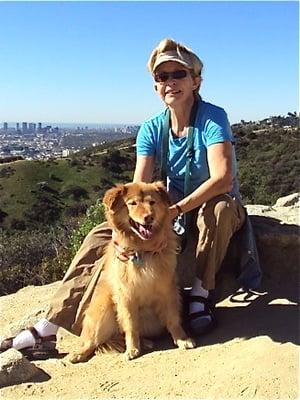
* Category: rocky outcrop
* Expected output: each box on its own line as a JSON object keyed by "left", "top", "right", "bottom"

{"left": 0, "top": 348, "right": 49, "bottom": 387}
{"left": 246, "top": 192, "right": 299, "bottom": 241}
{"left": 274, "top": 193, "right": 300, "bottom": 207}
{"left": 246, "top": 193, "right": 299, "bottom": 278}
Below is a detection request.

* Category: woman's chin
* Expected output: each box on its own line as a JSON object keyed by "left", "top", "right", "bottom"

{"left": 164, "top": 95, "right": 189, "bottom": 108}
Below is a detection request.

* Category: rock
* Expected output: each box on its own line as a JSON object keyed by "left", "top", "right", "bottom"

{"left": 245, "top": 201, "right": 299, "bottom": 279}
{"left": 246, "top": 202, "right": 299, "bottom": 247}
{"left": 274, "top": 193, "right": 299, "bottom": 207}
{"left": 0, "top": 348, "right": 46, "bottom": 388}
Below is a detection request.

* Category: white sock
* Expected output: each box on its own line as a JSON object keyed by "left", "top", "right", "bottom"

{"left": 34, "top": 318, "right": 58, "bottom": 337}
{"left": 13, "top": 330, "right": 36, "bottom": 350}
{"left": 12, "top": 319, "right": 58, "bottom": 350}
{"left": 190, "top": 278, "right": 210, "bottom": 315}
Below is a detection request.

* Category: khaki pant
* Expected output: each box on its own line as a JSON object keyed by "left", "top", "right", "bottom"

{"left": 46, "top": 194, "right": 245, "bottom": 336}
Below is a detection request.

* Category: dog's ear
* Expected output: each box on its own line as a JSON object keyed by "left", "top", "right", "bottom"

{"left": 153, "top": 181, "right": 171, "bottom": 205}
{"left": 103, "top": 184, "right": 126, "bottom": 210}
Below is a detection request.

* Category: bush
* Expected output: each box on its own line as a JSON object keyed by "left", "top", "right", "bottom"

{"left": 25, "top": 196, "right": 62, "bottom": 225}
{"left": 0, "top": 209, "right": 8, "bottom": 223}
{"left": 0, "top": 199, "right": 107, "bottom": 295}
{"left": 234, "top": 126, "right": 300, "bottom": 204}
{"left": 64, "top": 203, "right": 87, "bottom": 217}
{"left": 0, "top": 227, "right": 69, "bottom": 294}
{"left": 68, "top": 199, "right": 106, "bottom": 260}
{"left": 61, "top": 185, "right": 89, "bottom": 201}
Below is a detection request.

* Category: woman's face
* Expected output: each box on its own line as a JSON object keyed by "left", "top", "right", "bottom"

{"left": 153, "top": 61, "right": 200, "bottom": 107}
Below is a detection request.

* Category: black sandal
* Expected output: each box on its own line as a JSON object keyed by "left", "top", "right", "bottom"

{"left": 0, "top": 326, "right": 58, "bottom": 360}
{"left": 186, "top": 295, "right": 217, "bottom": 336}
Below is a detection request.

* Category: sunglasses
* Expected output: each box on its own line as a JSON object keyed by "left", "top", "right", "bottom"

{"left": 154, "top": 69, "right": 188, "bottom": 83}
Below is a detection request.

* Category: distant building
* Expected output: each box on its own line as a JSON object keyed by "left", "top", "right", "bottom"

{"left": 62, "top": 149, "right": 71, "bottom": 157}
{"left": 28, "top": 123, "right": 36, "bottom": 132}
{"left": 38, "top": 122, "right": 42, "bottom": 132}
{"left": 22, "top": 122, "right": 28, "bottom": 132}
{"left": 16, "top": 123, "right": 20, "bottom": 131}
{"left": 3, "top": 122, "right": 8, "bottom": 130}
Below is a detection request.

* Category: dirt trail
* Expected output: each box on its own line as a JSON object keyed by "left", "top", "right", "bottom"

{"left": 0, "top": 279, "right": 298, "bottom": 400}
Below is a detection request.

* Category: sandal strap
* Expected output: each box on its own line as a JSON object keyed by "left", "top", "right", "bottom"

{"left": 188, "top": 299, "right": 216, "bottom": 322}
{"left": 189, "top": 295, "right": 211, "bottom": 305}
{"left": 0, "top": 337, "right": 13, "bottom": 352}
{"left": 27, "top": 326, "right": 56, "bottom": 344}
{"left": 28, "top": 327, "right": 42, "bottom": 344}
{"left": 189, "top": 309, "right": 212, "bottom": 319}
{"left": 0, "top": 328, "right": 57, "bottom": 354}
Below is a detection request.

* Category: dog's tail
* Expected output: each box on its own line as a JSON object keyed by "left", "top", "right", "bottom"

{"left": 95, "top": 335, "right": 126, "bottom": 354}
{"left": 95, "top": 336, "right": 154, "bottom": 354}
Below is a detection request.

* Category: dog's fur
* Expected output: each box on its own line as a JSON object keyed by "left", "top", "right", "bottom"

{"left": 69, "top": 181, "right": 195, "bottom": 362}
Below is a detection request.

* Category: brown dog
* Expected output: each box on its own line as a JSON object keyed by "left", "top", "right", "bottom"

{"left": 69, "top": 181, "right": 195, "bottom": 362}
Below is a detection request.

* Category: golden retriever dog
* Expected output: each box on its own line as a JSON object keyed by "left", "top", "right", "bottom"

{"left": 69, "top": 181, "right": 195, "bottom": 362}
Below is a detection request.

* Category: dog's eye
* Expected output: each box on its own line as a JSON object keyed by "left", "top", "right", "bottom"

{"left": 149, "top": 200, "right": 156, "bottom": 205}
{"left": 128, "top": 201, "right": 137, "bottom": 206}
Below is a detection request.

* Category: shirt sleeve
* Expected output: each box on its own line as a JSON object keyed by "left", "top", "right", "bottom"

{"left": 136, "top": 121, "right": 156, "bottom": 156}
{"left": 204, "top": 108, "right": 235, "bottom": 147}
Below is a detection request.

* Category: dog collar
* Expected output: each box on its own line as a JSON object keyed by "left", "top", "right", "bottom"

{"left": 112, "top": 231, "right": 144, "bottom": 266}
{"left": 130, "top": 252, "right": 144, "bottom": 266}
{"left": 114, "top": 244, "right": 144, "bottom": 267}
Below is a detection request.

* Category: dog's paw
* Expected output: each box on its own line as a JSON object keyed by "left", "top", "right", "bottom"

{"left": 67, "top": 352, "right": 88, "bottom": 364}
{"left": 124, "top": 347, "right": 141, "bottom": 360}
{"left": 175, "top": 337, "right": 196, "bottom": 350}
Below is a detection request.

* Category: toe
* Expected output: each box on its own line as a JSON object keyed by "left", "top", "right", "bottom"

{"left": 176, "top": 337, "right": 196, "bottom": 349}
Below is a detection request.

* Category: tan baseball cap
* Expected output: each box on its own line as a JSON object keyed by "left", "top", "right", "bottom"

{"left": 151, "top": 50, "right": 195, "bottom": 73}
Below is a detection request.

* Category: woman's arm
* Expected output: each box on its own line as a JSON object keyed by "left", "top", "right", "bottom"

{"left": 170, "top": 141, "right": 233, "bottom": 218}
{"left": 133, "top": 155, "right": 155, "bottom": 183}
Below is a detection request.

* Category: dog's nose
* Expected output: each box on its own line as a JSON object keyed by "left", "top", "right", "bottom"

{"left": 144, "top": 215, "right": 154, "bottom": 225}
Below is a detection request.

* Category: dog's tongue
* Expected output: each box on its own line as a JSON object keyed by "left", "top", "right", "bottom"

{"left": 139, "top": 225, "right": 153, "bottom": 240}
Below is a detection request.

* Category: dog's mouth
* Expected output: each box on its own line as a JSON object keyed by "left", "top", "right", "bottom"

{"left": 129, "top": 218, "right": 154, "bottom": 240}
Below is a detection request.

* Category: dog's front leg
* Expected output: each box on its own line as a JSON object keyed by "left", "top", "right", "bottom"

{"left": 117, "top": 300, "right": 141, "bottom": 360}
{"left": 157, "top": 289, "right": 196, "bottom": 350}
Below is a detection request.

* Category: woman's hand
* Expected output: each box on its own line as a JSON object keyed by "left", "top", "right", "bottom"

{"left": 169, "top": 205, "right": 179, "bottom": 220}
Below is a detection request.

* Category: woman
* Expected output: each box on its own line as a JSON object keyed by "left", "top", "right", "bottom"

{"left": 134, "top": 38, "right": 247, "bottom": 331}
{"left": 0, "top": 38, "right": 261, "bottom": 357}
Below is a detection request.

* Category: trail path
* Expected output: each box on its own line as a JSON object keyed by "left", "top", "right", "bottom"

{"left": 0, "top": 278, "right": 298, "bottom": 400}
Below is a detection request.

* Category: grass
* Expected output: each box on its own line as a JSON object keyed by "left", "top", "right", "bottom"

{"left": 0, "top": 140, "right": 135, "bottom": 229}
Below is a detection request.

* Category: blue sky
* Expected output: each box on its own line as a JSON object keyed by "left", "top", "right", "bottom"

{"left": 0, "top": 1, "right": 298, "bottom": 125}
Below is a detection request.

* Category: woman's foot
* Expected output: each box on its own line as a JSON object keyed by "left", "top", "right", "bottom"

{"left": 0, "top": 319, "right": 59, "bottom": 360}
{"left": 187, "top": 278, "right": 217, "bottom": 336}
{"left": 188, "top": 295, "right": 217, "bottom": 335}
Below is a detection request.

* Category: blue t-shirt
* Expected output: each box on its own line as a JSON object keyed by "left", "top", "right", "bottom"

{"left": 136, "top": 99, "right": 240, "bottom": 199}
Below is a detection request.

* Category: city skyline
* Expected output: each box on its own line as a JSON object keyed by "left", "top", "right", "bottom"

{"left": 0, "top": 1, "right": 298, "bottom": 125}
{"left": 1, "top": 121, "right": 133, "bottom": 129}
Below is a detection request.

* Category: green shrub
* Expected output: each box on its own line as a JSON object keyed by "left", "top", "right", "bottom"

{"left": 68, "top": 199, "right": 106, "bottom": 260}
{"left": 0, "top": 227, "right": 69, "bottom": 294}
{"left": 0, "top": 199, "right": 106, "bottom": 294}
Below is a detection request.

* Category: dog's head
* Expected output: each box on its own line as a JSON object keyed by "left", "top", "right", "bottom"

{"left": 103, "top": 181, "right": 171, "bottom": 241}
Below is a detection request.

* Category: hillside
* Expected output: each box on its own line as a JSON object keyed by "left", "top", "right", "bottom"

{"left": 0, "top": 121, "right": 299, "bottom": 295}
{"left": 0, "top": 124, "right": 299, "bottom": 231}
{"left": 0, "top": 138, "right": 136, "bottom": 230}
{"left": 233, "top": 123, "right": 299, "bottom": 205}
